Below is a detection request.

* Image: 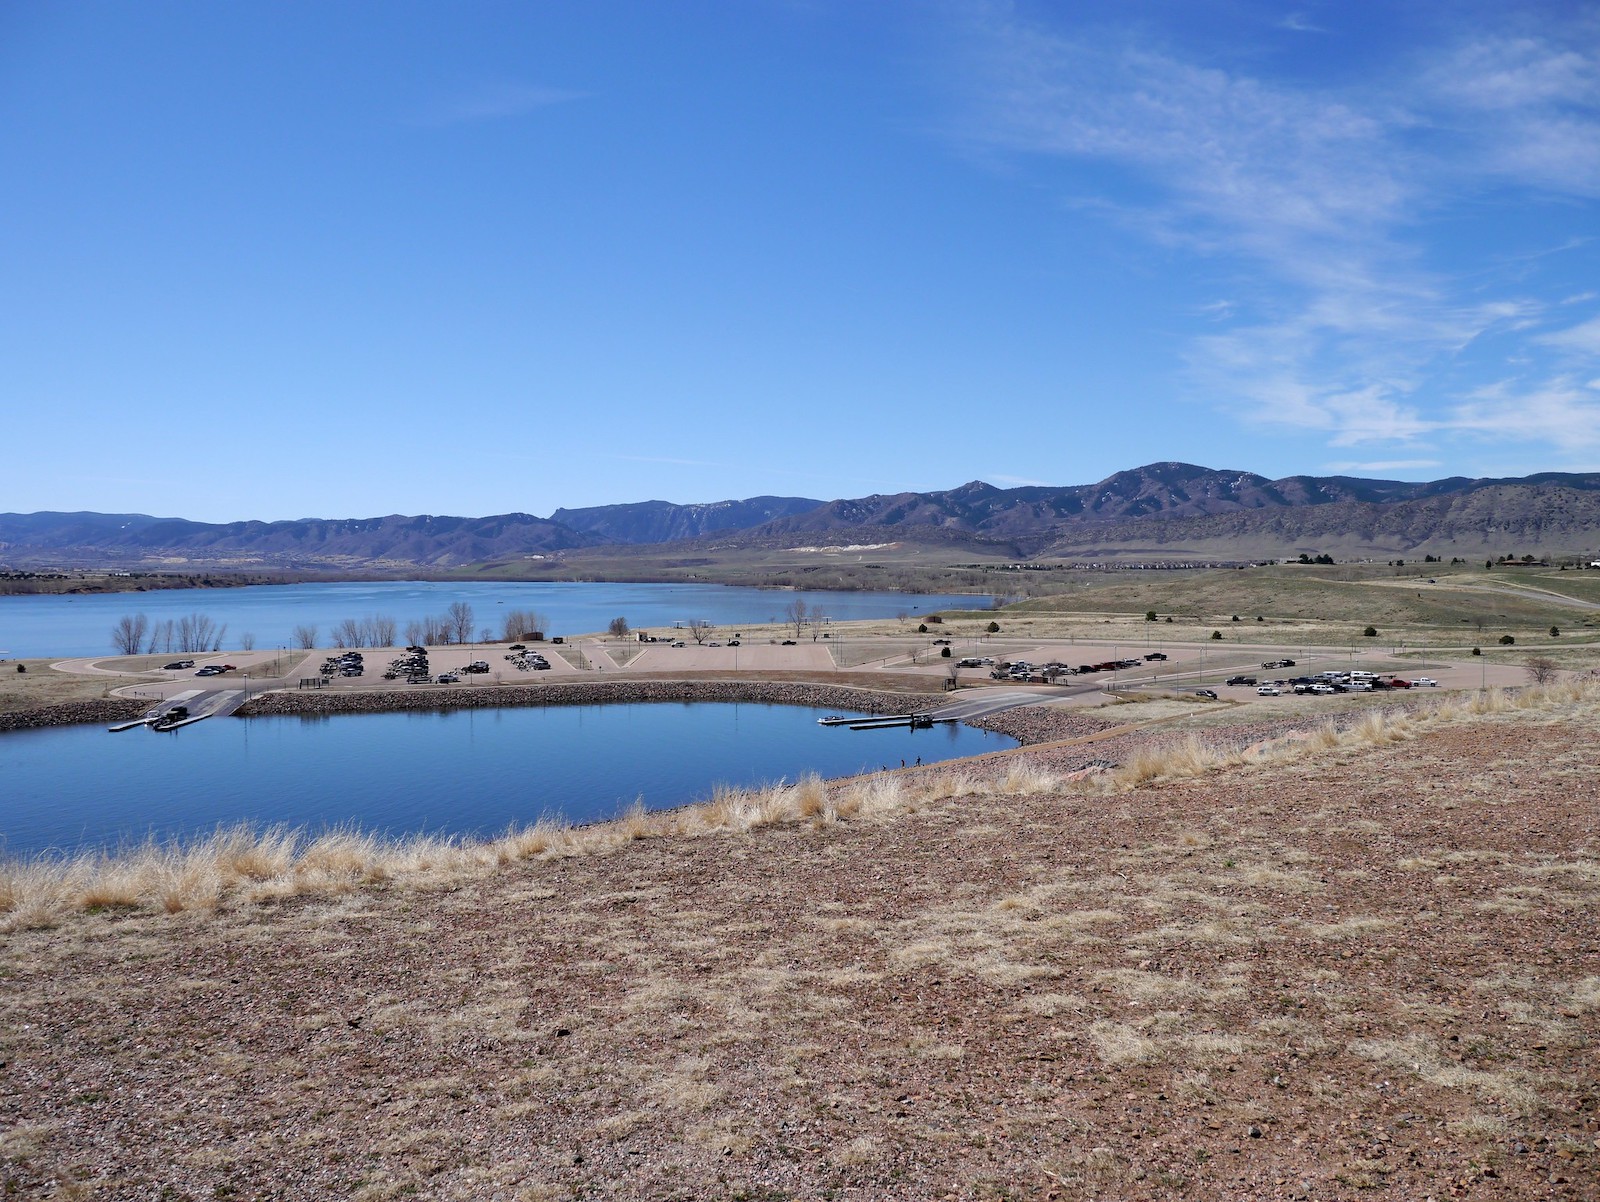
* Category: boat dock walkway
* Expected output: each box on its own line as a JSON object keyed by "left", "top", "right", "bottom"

{"left": 820, "top": 687, "right": 1072, "bottom": 732}
{"left": 108, "top": 687, "right": 251, "bottom": 733}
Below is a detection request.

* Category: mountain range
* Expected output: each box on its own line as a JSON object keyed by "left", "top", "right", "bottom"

{"left": 5, "top": 463, "right": 1599, "bottom": 570}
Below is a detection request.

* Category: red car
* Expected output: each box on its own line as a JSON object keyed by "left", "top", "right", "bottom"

{"left": 1387, "top": 677, "right": 1411, "bottom": 688}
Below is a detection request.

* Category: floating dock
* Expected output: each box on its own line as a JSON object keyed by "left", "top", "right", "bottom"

{"left": 845, "top": 714, "right": 949, "bottom": 731}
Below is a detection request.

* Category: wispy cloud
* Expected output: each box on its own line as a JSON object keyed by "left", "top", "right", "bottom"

{"left": 1323, "top": 459, "right": 1442, "bottom": 475}
{"left": 1446, "top": 378, "right": 1600, "bottom": 451}
{"left": 418, "top": 83, "right": 588, "bottom": 127}
{"left": 948, "top": 4, "right": 1600, "bottom": 463}
{"left": 1537, "top": 314, "right": 1600, "bottom": 355}
{"left": 1279, "top": 13, "right": 1326, "bottom": 34}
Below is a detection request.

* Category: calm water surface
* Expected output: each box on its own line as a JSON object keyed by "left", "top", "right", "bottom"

{"left": 0, "top": 581, "right": 991, "bottom": 658}
{"left": 0, "top": 704, "right": 1014, "bottom": 857}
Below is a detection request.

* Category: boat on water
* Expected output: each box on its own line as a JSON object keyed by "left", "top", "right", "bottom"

{"left": 150, "top": 705, "right": 190, "bottom": 732}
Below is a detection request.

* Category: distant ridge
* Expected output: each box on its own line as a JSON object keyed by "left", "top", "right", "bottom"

{"left": 5, "top": 463, "right": 1600, "bottom": 568}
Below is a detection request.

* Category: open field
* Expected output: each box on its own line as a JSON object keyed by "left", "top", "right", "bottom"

{"left": 0, "top": 659, "right": 146, "bottom": 711}
{"left": 3, "top": 686, "right": 1599, "bottom": 1199}
{"left": 1005, "top": 565, "right": 1600, "bottom": 635}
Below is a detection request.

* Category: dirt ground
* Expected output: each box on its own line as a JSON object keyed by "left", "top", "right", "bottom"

{"left": 3, "top": 700, "right": 1597, "bottom": 1200}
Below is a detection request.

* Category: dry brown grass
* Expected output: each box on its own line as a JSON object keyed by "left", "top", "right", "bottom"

{"left": 0, "top": 766, "right": 1070, "bottom": 931}
{"left": 0, "top": 659, "right": 150, "bottom": 713}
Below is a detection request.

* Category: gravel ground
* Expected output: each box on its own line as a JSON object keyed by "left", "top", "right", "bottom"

{"left": 3, "top": 704, "right": 1599, "bottom": 1200}
{"left": 964, "top": 704, "right": 1127, "bottom": 745}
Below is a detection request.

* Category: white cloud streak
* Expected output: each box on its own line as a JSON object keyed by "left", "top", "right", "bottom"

{"left": 419, "top": 83, "right": 588, "bottom": 127}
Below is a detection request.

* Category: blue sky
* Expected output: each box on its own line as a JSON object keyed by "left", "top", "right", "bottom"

{"left": 3, "top": 1, "right": 1597, "bottom": 522}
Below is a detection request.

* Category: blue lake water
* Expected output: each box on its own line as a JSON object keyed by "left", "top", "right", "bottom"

{"left": 0, "top": 703, "right": 1014, "bottom": 858}
{"left": 0, "top": 580, "right": 991, "bottom": 659}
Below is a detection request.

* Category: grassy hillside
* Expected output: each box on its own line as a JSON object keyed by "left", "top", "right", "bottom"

{"left": 1001, "top": 565, "right": 1600, "bottom": 633}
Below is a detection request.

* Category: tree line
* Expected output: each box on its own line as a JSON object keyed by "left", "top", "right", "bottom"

{"left": 114, "top": 600, "right": 554, "bottom": 655}
{"left": 111, "top": 613, "right": 232, "bottom": 655}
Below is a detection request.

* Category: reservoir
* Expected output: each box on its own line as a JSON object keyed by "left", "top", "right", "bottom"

{"left": 0, "top": 580, "right": 992, "bottom": 659}
{"left": 0, "top": 703, "right": 1015, "bottom": 858}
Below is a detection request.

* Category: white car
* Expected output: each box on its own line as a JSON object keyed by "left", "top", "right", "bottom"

{"left": 1411, "top": 677, "right": 1439, "bottom": 687}
{"left": 1310, "top": 683, "right": 1336, "bottom": 695}
{"left": 1256, "top": 685, "right": 1280, "bottom": 696}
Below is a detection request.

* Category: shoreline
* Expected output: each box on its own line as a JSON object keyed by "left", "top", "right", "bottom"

{"left": 236, "top": 678, "right": 939, "bottom": 720}
{"left": 0, "top": 697, "right": 149, "bottom": 733}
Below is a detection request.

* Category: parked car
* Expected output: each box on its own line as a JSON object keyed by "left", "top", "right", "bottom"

{"left": 781, "top": 639, "right": 797, "bottom": 645}
{"left": 1256, "top": 685, "right": 1281, "bottom": 695}
{"left": 163, "top": 660, "right": 195, "bottom": 670}
{"left": 195, "top": 666, "right": 222, "bottom": 676}
{"left": 1310, "top": 683, "right": 1336, "bottom": 694}
{"left": 1194, "top": 689, "right": 1218, "bottom": 700}
{"left": 1144, "top": 652, "right": 1168, "bottom": 661}
{"left": 1411, "top": 677, "right": 1439, "bottom": 687}
{"left": 437, "top": 672, "right": 460, "bottom": 683}
{"left": 1226, "top": 675, "right": 1257, "bottom": 686}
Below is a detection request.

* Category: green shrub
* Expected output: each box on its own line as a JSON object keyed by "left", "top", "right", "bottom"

{"left": 1499, "top": 634, "right": 1515, "bottom": 645}
{"left": 1363, "top": 626, "right": 1378, "bottom": 637}
{"left": 940, "top": 646, "right": 951, "bottom": 658}
{"left": 1210, "top": 630, "right": 1222, "bottom": 640}
{"left": 987, "top": 620, "right": 1000, "bottom": 633}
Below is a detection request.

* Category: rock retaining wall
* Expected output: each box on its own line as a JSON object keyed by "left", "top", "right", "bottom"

{"left": 964, "top": 705, "right": 1125, "bottom": 745}
{"left": 0, "top": 698, "right": 149, "bottom": 732}
{"left": 239, "top": 680, "right": 941, "bottom": 720}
